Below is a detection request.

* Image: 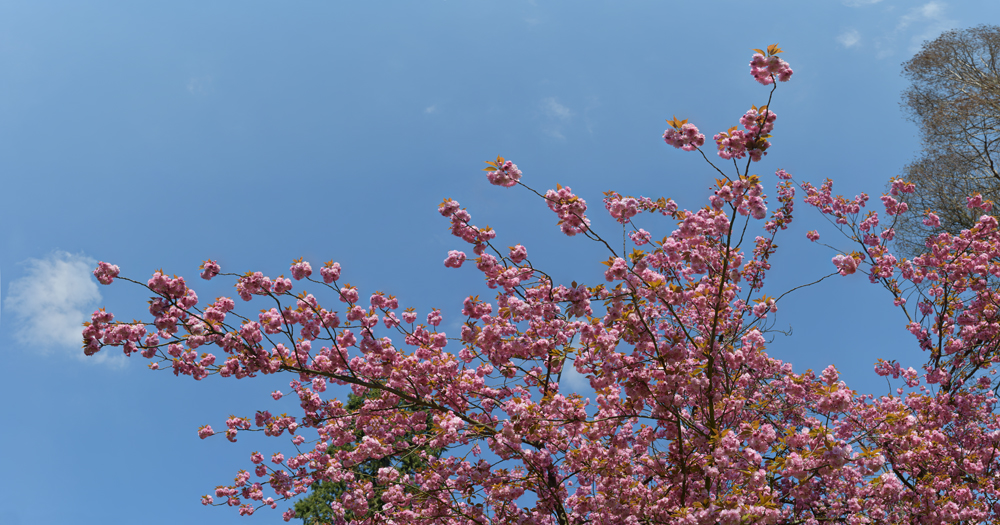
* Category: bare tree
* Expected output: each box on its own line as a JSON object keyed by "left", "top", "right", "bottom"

{"left": 893, "top": 25, "right": 1000, "bottom": 257}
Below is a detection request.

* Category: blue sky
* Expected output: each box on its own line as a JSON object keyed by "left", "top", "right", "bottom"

{"left": 2, "top": 1, "right": 997, "bottom": 523}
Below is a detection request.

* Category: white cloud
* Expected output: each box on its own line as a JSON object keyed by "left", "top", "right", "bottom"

{"left": 920, "top": 1, "right": 945, "bottom": 18}
{"left": 837, "top": 29, "right": 862, "bottom": 48}
{"left": 540, "top": 97, "right": 574, "bottom": 141}
{"left": 424, "top": 105, "right": 437, "bottom": 114}
{"left": 906, "top": 3, "right": 957, "bottom": 53}
{"left": 3, "top": 251, "right": 120, "bottom": 364}
{"left": 863, "top": 2, "right": 956, "bottom": 58}
{"left": 842, "top": 0, "right": 881, "bottom": 6}
{"left": 897, "top": 1, "right": 936, "bottom": 30}
{"left": 542, "top": 97, "right": 573, "bottom": 120}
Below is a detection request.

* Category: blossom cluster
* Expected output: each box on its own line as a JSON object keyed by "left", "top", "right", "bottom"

{"left": 662, "top": 121, "right": 705, "bottom": 151}
{"left": 484, "top": 157, "right": 522, "bottom": 188}
{"left": 438, "top": 197, "right": 497, "bottom": 254}
{"left": 544, "top": 184, "right": 590, "bottom": 236}
{"left": 750, "top": 53, "right": 793, "bottom": 85}
{"left": 709, "top": 175, "right": 768, "bottom": 220}
{"left": 602, "top": 191, "right": 677, "bottom": 224}
{"left": 714, "top": 106, "right": 777, "bottom": 162}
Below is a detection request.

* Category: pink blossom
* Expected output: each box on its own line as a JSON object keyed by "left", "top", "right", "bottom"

{"left": 198, "top": 425, "right": 214, "bottom": 439}
{"left": 508, "top": 244, "right": 527, "bottom": 264}
{"left": 967, "top": 193, "right": 993, "bottom": 212}
{"left": 629, "top": 229, "right": 652, "bottom": 246}
{"left": 236, "top": 272, "right": 271, "bottom": 301}
{"left": 93, "top": 261, "right": 121, "bottom": 285}
{"left": 752, "top": 298, "right": 776, "bottom": 318}
{"left": 604, "top": 193, "right": 640, "bottom": 223}
{"left": 444, "top": 250, "right": 466, "bottom": 268}
{"left": 339, "top": 285, "right": 359, "bottom": 304}
{"left": 346, "top": 305, "right": 366, "bottom": 322}
{"left": 289, "top": 259, "right": 312, "bottom": 280}
{"left": 604, "top": 257, "right": 628, "bottom": 281}
{"left": 320, "top": 261, "right": 341, "bottom": 283}
{"left": 880, "top": 194, "right": 908, "bottom": 215}
{"left": 832, "top": 254, "right": 858, "bottom": 275}
{"left": 663, "top": 122, "right": 705, "bottom": 151}
{"left": 485, "top": 159, "right": 522, "bottom": 188}
{"left": 199, "top": 260, "right": 220, "bottom": 280}
{"left": 544, "top": 185, "right": 590, "bottom": 236}
{"left": 889, "top": 178, "right": 916, "bottom": 195}
{"left": 272, "top": 276, "right": 293, "bottom": 294}
{"left": 382, "top": 311, "right": 400, "bottom": 328}
{"left": 750, "top": 53, "right": 793, "bottom": 85}
{"left": 438, "top": 198, "right": 460, "bottom": 217}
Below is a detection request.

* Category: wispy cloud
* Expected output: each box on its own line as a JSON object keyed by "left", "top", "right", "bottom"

{"left": 897, "top": 1, "right": 945, "bottom": 30}
{"left": 424, "top": 105, "right": 437, "bottom": 114}
{"left": 542, "top": 97, "right": 573, "bottom": 120}
{"left": 540, "top": 97, "right": 573, "bottom": 140}
{"left": 847, "top": 1, "right": 958, "bottom": 58}
{"left": 842, "top": 0, "right": 882, "bottom": 6}
{"left": 901, "top": 2, "right": 957, "bottom": 54}
{"left": 3, "top": 251, "right": 120, "bottom": 365}
{"left": 544, "top": 129, "right": 567, "bottom": 140}
{"left": 837, "top": 29, "right": 862, "bottom": 48}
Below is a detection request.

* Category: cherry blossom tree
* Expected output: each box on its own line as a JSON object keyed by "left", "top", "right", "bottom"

{"left": 84, "top": 45, "right": 1000, "bottom": 524}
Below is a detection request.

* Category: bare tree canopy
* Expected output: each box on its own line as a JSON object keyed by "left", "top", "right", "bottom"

{"left": 894, "top": 25, "right": 1000, "bottom": 257}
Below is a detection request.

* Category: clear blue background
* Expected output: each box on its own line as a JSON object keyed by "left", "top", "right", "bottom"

{"left": 1, "top": 1, "right": 995, "bottom": 523}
